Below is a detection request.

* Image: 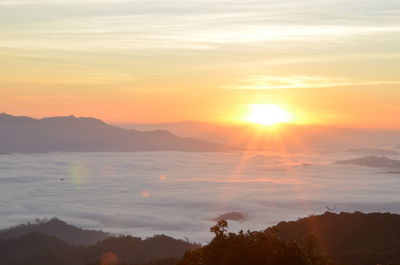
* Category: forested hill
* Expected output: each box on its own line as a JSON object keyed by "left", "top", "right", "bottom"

{"left": 267, "top": 212, "right": 400, "bottom": 265}
{"left": 0, "top": 232, "right": 198, "bottom": 265}
{"left": 0, "top": 218, "right": 199, "bottom": 265}
{"left": 3, "top": 213, "right": 400, "bottom": 265}
{"left": 0, "top": 217, "right": 110, "bottom": 245}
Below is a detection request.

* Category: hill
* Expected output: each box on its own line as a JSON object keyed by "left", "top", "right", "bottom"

{"left": 0, "top": 233, "right": 86, "bottom": 265}
{"left": 178, "top": 219, "right": 330, "bottom": 265}
{"left": 0, "top": 230, "right": 198, "bottom": 265}
{"left": 0, "top": 218, "right": 198, "bottom": 265}
{"left": 0, "top": 217, "right": 110, "bottom": 245}
{"left": 4, "top": 213, "right": 400, "bottom": 265}
{"left": 85, "top": 235, "right": 200, "bottom": 264}
{"left": 0, "top": 113, "right": 228, "bottom": 153}
{"left": 267, "top": 212, "right": 400, "bottom": 265}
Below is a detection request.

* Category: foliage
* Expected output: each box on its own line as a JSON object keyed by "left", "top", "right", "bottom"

{"left": 0, "top": 232, "right": 197, "bottom": 265}
{"left": 86, "top": 257, "right": 179, "bottom": 265}
{"left": 0, "top": 217, "right": 110, "bottom": 245}
{"left": 178, "top": 219, "right": 331, "bottom": 265}
{"left": 268, "top": 211, "right": 400, "bottom": 265}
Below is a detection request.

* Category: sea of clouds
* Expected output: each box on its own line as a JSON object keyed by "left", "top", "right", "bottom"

{"left": 1, "top": 150, "right": 400, "bottom": 243}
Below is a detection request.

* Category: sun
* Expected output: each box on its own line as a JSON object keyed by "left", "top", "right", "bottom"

{"left": 247, "top": 104, "right": 292, "bottom": 126}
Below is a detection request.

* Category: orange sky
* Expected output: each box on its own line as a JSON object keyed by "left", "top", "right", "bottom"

{"left": 1, "top": 0, "right": 400, "bottom": 127}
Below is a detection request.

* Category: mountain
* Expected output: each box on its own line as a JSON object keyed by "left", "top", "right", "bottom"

{"left": 0, "top": 114, "right": 228, "bottom": 153}
{"left": 0, "top": 233, "right": 86, "bottom": 265}
{"left": 0, "top": 233, "right": 197, "bottom": 265}
{"left": 0, "top": 219, "right": 199, "bottom": 265}
{"left": 86, "top": 257, "right": 181, "bottom": 265}
{"left": 0, "top": 217, "right": 111, "bottom": 245}
{"left": 266, "top": 212, "right": 400, "bottom": 265}
{"left": 85, "top": 235, "right": 199, "bottom": 264}
{"left": 3, "top": 214, "right": 400, "bottom": 265}
{"left": 118, "top": 121, "right": 400, "bottom": 152}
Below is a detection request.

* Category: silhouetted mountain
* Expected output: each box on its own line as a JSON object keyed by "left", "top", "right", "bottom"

{"left": 0, "top": 217, "right": 110, "bottom": 245}
{"left": 0, "top": 233, "right": 86, "bottom": 265}
{"left": 118, "top": 121, "right": 400, "bottom": 151}
{"left": 266, "top": 212, "right": 400, "bottom": 265}
{"left": 86, "top": 235, "right": 199, "bottom": 264}
{"left": 0, "top": 114, "right": 228, "bottom": 153}
{"left": 0, "top": 219, "right": 199, "bottom": 265}
{"left": 5, "top": 214, "right": 400, "bottom": 265}
{"left": 336, "top": 156, "right": 400, "bottom": 168}
{"left": 86, "top": 257, "right": 180, "bottom": 265}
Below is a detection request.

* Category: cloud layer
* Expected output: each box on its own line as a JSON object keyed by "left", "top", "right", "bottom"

{"left": 1, "top": 150, "right": 400, "bottom": 242}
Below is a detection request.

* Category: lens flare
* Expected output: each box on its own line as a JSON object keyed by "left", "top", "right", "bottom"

{"left": 141, "top": 190, "right": 151, "bottom": 198}
{"left": 69, "top": 163, "right": 89, "bottom": 186}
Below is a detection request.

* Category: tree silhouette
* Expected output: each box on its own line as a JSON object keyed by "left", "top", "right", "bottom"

{"left": 178, "top": 219, "right": 331, "bottom": 265}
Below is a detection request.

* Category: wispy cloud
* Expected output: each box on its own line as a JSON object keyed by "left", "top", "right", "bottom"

{"left": 1, "top": 15, "right": 399, "bottom": 52}
{"left": 226, "top": 75, "right": 400, "bottom": 90}
{"left": 1, "top": 0, "right": 399, "bottom": 51}
{"left": 1, "top": 0, "right": 399, "bottom": 106}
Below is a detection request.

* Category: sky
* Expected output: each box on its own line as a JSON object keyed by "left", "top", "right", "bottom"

{"left": 1, "top": 0, "right": 400, "bottom": 127}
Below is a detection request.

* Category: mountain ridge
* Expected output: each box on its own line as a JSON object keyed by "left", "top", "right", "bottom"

{"left": 0, "top": 113, "right": 229, "bottom": 153}
{"left": 118, "top": 121, "right": 400, "bottom": 151}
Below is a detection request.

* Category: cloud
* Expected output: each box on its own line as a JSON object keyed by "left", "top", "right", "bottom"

{"left": 1, "top": 0, "right": 399, "bottom": 51}
{"left": 346, "top": 148, "right": 399, "bottom": 156}
{"left": 2, "top": 151, "right": 400, "bottom": 242}
{"left": 225, "top": 75, "right": 400, "bottom": 90}
{"left": 1, "top": 0, "right": 399, "bottom": 92}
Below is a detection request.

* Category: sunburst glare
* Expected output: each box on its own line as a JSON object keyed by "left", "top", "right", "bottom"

{"left": 247, "top": 104, "right": 292, "bottom": 126}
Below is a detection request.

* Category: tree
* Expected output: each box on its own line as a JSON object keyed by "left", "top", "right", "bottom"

{"left": 178, "top": 220, "right": 331, "bottom": 265}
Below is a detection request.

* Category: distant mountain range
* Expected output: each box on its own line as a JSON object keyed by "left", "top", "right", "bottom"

{"left": 0, "top": 114, "right": 228, "bottom": 153}
{"left": 118, "top": 121, "right": 400, "bottom": 151}
{"left": 3, "top": 113, "right": 398, "bottom": 153}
